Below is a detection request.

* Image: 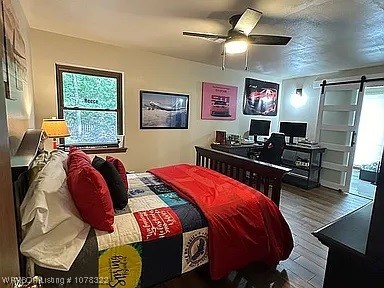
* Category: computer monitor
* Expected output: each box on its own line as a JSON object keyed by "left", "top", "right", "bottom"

{"left": 249, "top": 119, "right": 271, "bottom": 143}
{"left": 279, "top": 122, "right": 307, "bottom": 144}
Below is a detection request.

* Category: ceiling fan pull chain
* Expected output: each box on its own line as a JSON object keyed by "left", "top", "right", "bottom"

{"left": 245, "top": 49, "right": 249, "bottom": 71}
{"left": 221, "top": 47, "right": 226, "bottom": 71}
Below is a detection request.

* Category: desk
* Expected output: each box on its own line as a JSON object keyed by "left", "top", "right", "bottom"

{"left": 313, "top": 203, "right": 384, "bottom": 287}
{"left": 210, "top": 143, "right": 263, "bottom": 158}
{"left": 211, "top": 143, "right": 326, "bottom": 189}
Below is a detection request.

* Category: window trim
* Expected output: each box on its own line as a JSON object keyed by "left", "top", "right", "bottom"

{"left": 56, "top": 64, "right": 123, "bottom": 146}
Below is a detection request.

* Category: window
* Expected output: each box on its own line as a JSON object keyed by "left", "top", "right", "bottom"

{"left": 56, "top": 65, "right": 123, "bottom": 147}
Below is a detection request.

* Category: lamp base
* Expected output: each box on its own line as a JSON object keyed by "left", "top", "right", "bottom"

{"left": 52, "top": 138, "right": 58, "bottom": 149}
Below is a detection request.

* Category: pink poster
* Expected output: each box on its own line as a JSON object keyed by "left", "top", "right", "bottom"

{"left": 201, "top": 82, "right": 238, "bottom": 120}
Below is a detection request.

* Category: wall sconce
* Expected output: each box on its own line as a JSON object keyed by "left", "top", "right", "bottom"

{"left": 290, "top": 88, "right": 308, "bottom": 108}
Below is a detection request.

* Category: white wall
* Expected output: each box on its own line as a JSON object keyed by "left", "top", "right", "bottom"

{"left": 279, "top": 65, "right": 384, "bottom": 142}
{"left": 279, "top": 65, "right": 384, "bottom": 190}
{"left": 30, "top": 29, "right": 281, "bottom": 172}
{"left": 279, "top": 76, "right": 320, "bottom": 140}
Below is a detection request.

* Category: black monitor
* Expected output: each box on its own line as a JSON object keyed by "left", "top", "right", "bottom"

{"left": 279, "top": 122, "right": 307, "bottom": 144}
{"left": 249, "top": 119, "right": 271, "bottom": 143}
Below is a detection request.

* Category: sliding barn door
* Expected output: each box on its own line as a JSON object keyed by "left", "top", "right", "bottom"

{"left": 316, "top": 83, "right": 365, "bottom": 192}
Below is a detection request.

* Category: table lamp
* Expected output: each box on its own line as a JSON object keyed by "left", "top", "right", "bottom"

{"left": 41, "top": 118, "right": 70, "bottom": 149}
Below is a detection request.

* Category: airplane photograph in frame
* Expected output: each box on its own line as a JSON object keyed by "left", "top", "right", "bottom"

{"left": 140, "top": 90, "right": 189, "bottom": 129}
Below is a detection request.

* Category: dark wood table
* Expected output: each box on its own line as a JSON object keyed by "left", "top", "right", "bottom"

{"left": 313, "top": 203, "right": 384, "bottom": 287}
{"left": 211, "top": 143, "right": 326, "bottom": 189}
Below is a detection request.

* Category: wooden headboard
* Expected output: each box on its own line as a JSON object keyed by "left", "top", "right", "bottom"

{"left": 11, "top": 129, "right": 44, "bottom": 276}
{"left": 195, "top": 146, "right": 291, "bottom": 207}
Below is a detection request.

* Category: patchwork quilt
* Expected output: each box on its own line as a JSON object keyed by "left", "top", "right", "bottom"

{"left": 35, "top": 172, "right": 209, "bottom": 288}
{"left": 150, "top": 164, "right": 293, "bottom": 280}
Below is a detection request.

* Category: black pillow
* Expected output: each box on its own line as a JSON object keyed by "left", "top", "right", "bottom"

{"left": 92, "top": 156, "right": 128, "bottom": 210}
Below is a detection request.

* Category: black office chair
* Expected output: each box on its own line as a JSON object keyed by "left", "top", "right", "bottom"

{"left": 257, "top": 133, "right": 286, "bottom": 165}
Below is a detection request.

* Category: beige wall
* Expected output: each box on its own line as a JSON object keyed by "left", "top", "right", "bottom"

{"left": 5, "top": 0, "right": 35, "bottom": 154}
{"left": 30, "top": 29, "right": 281, "bottom": 172}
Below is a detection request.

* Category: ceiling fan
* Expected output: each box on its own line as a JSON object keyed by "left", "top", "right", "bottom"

{"left": 183, "top": 8, "right": 292, "bottom": 70}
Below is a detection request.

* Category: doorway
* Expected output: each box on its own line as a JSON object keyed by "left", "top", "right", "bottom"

{"left": 349, "top": 86, "right": 384, "bottom": 199}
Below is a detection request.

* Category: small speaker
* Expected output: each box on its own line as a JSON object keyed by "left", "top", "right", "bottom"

{"left": 215, "top": 131, "right": 226, "bottom": 144}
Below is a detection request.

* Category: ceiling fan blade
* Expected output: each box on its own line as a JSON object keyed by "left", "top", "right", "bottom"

{"left": 248, "top": 35, "right": 292, "bottom": 45}
{"left": 183, "top": 31, "right": 227, "bottom": 41}
{"left": 233, "top": 8, "right": 263, "bottom": 36}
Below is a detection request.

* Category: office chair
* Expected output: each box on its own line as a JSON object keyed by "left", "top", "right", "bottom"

{"left": 253, "top": 133, "right": 286, "bottom": 165}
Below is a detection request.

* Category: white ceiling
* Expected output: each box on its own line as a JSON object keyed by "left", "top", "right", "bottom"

{"left": 20, "top": 0, "right": 384, "bottom": 78}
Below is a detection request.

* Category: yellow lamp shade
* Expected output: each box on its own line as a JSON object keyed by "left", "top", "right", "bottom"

{"left": 41, "top": 118, "right": 70, "bottom": 138}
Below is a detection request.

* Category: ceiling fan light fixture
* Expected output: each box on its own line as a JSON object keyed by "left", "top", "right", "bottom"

{"left": 225, "top": 38, "right": 248, "bottom": 54}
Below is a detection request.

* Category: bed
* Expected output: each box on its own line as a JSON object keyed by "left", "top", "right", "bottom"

{"left": 11, "top": 129, "right": 292, "bottom": 288}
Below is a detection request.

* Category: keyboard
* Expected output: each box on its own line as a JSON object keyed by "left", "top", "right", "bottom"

{"left": 298, "top": 140, "right": 318, "bottom": 145}
{"left": 297, "top": 143, "right": 312, "bottom": 147}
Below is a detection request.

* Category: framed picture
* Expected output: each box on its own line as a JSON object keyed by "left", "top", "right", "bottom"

{"left": 243, "top": 78, "right": 279, "bottom": 116}
{"left": 0, "top": 0, "right": 9, "bottom": 99}
{"left": 2, "top": 0, "right": 27, "bottom": 100}
{"left": 201, "top": 82, "right": 238, "bottom": 120}
{"left": 140, "top": 90, "right": 189, "bottom": 129}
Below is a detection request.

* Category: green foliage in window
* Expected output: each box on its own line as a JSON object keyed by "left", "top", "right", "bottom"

{"left": 64, "top": 110, "right": 118, "bottom": 145}
{"left": 62, "top": 72, "right": 118, "bottom": 110}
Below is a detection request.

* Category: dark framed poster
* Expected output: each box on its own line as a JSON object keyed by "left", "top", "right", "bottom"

{"left": 140, "top": 90, "right": 189, "bottom": 129}
{"left": 243, "top": 78, "right": 279, "bottom": 116}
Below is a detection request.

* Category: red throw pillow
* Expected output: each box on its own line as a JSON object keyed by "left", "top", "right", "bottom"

{"left": 67, "top": 147, "right": 114, "bottom": 232}
{"left": 106, "top": 156, "right": 128, "bottom": 190}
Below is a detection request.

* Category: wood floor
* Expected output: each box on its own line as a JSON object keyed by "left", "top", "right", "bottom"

{"left": 156, "top": 184, "right": 371, "bottom": 288}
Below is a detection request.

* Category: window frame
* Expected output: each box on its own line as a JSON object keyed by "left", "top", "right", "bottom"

{"left": 56, "top": 64, "right": 123, "bottom": 147}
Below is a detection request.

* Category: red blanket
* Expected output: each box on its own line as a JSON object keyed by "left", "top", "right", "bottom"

{"left": 149, "top": 164, "right": 293, "bottom": 280}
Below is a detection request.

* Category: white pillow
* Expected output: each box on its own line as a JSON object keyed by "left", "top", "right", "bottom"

{"left": 20, "top": 150, "right": 90, "bottom": 271}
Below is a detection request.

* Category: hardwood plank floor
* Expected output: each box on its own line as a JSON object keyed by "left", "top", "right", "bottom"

{"left": 156, "top": 184, "right": 371, "bottom": 288}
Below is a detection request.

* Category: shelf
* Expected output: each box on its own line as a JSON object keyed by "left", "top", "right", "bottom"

{"left": 281, "top": 146, "right": 325, "bottom": 189}
{"left": 285, "top": 144, "right": 326, "bottom": 153}
{"left": 281, "top": 160, "right": 321, "bottom": 171}
{"left": 283, "top": 174, "right": 320, "bottom": 189}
